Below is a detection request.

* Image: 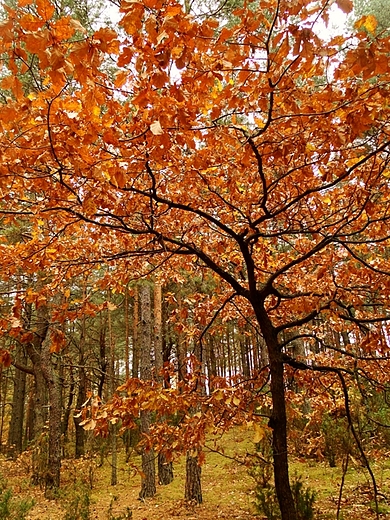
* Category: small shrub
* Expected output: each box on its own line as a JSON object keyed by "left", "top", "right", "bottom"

{"left": 291, "top": 475, "right": 316, "bottom": 520}
{"left": 253, "top": 472, "right": 316, "bottom": 520}
{"left": 255, "top": 486, "right": 280, "bottom": 520}
{"left": 61, "top": 482, "right": 91, "bottom": 520}
{"left": 107, "top": 497, "right": 132, "bottom": 520}
{"left": 0, "top": 477, "right": 34, "bottom": 520}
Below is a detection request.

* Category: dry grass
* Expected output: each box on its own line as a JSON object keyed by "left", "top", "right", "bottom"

{"left": 0, "top": 428, "right": 389, "bottom": 519}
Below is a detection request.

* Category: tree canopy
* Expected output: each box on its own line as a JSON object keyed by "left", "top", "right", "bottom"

{"left": 1, "top": 0, "right": 390, "bottom": 518}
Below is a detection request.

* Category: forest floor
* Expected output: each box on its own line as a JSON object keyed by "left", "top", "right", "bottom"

{"left": 0, "top": 429, "right": 389, "bottom": 519}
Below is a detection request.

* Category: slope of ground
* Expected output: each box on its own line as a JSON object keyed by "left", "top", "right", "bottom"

{"left": 0, "top": 429, "right": 389, "bottom": 519}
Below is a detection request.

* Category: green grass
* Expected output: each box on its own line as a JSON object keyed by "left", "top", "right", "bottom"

{"left": 1, "top": 427, "right": 390, "bottom": 519}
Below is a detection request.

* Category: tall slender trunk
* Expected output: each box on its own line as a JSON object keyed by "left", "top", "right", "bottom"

{"left": 154, "top": 283, "right": 173, "bottom": 485}
{"left": 154, "top": 283, "right": 163, "bottom": 379}
{"left": 74, "top": 279, "right": 87, "bottom": 457}
{"left": 125, "top": 286, "right": 130, "bottom": 380}
{"left": 253, "top": 302, "right": 297, "bottom": 520}
{"left": 74, "top": 364, "right": 86, "bottom": 458}
{"left": 0, "top": 368, "right": 9, "bottom": 452}
{"left": 138, "top": 283, "right": 156, "bottom": 499}
{"left": 132, "top": 287, "right": 139, "bottom": 378}
{"left": 8, "top": 346, "right": 27, "bottom": 457}
{"left": 25, "top": 301, "right": 50, "bottom": 487}
{"left": 108, "top": 295, "right": 118, "bottom": 486}
{"left": 62, "top": 372, "right": 75, "bottom": 447}
{"left": 97, "top": 318, "right": 107, "bottom": 399}
{"left": 41, "top": 343, "right": 62, "bottom": 497}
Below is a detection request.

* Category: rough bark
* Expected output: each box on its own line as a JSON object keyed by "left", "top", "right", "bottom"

{"left": 184, "top": 450, "right": 202, "bottom": 504}
{"left": 158, "top": 451, "right": 174, "bottom": 485}
{"left": 74, "top": 294, "right": 87, "bottom": 458}
{"left": 125, "top": 286, "right": 130, "bottom": 380}
{"left": 132, "top": 286, "right": 139, "bottom": 378}
{"left": 138, "top": 283, "right": 156, "bottom": 499}
{"left": 74, "top": 364, "right": 86, "bottom": 458}
{"left": 61, "top": 374, "right": 75, "bottom": 447}
{"left": 97, "top": 319, "right": 107, "bottom": 399}
{"left": 41, "top": 345, "right": 62, "bottom": 497}
{"left": 7, "top": 346, "right": 27, "bottom": 457}
{"left": 24, "top": 301, "right": 50, "bottom": 487}
{"left": 108, "top": 296, "right": 117, "bottom": 486}
{"left": 154, "top": 283, "right": 173, "bottom": 485}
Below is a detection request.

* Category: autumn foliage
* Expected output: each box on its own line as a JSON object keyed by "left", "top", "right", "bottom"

{"left": 1, "top": 0, "right": 390, "bottom": 517}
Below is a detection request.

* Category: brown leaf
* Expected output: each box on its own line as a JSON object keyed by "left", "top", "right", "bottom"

{"left": 336, "top": 0, "right": 353, "bottom": 14}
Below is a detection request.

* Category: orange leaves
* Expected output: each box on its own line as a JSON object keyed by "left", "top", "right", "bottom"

{"left": 120, "top": 3, "right": 144, "bottom": 36}
{"left": 0, "top": 350, "right": 12, "bottom": 368}
{"left": 52, "top": 17, "right": 85, "bottom": 41}
{"left": 0, "top": 75, "right": 23, "bottom": 100}
{"left": 23, "top": 30, "right": 47, "bottom": 54}
{"left": 36, "top": 0, "right": 55, "bottom": 20}
{"left": 19, "top": 12, "right": 45, "bottom": 31}
{"left": 93, "top": 27, "right": 120, "bottom": 54}
{"left": 88, "top": 368, "right": 268, "bottom": 456}
{"left": 50, "top": 328, "right": 66, "bottom": 353}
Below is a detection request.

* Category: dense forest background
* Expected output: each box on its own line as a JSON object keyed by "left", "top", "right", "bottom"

{"left": 0, "top": 0, "right": 390, "bottom": 519}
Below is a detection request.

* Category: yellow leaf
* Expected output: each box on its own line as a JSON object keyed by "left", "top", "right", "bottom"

{"left": 253, "top": 423, "right": 265, "bottom": 444}
{"left": 323, "top": 196, "right": 332, "bottom": 205}
{"left": 355, "top": 15, "right": 378, "bottom": 34}
{"left": 213, "top": 389, "right": 224, "bottom": 400}
{"left": 80, "top": 419, "right": 96, "bottom": 430}
{"left": 363, "top": 15, "right": 378, "bottom": 34}
{"left": 150, "top": 120, "right": 164, "bottom": 135}
{"left": 233, "top": 395, "right": 241, "bottom": 406}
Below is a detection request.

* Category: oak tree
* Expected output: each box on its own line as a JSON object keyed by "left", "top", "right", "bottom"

{"left": 1, "top": 0, "right": 390, "bottom": 517}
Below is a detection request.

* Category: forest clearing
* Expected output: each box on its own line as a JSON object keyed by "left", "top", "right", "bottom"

{"left": 0, "top": 428, "right": 390, "bottom": 520}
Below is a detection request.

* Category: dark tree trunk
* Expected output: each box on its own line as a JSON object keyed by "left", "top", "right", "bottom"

{"left": 7, "top": 347, "right": 27, "bottom": 457}
{"left": 158, "top": 451, "right": 173, "bottom": 485}
{"left": 108, "top": 296, "right": 118, "bottom": 486}
{"left": 132, "top": 287, "right": 139, "bottom": 378}
{"left": 154, "top": 283, "right": 173, "bottom": 486}
{"left": 184, "top": 451, "right": 202, "bottom": 504}
{"left": 138, "top": 283, "right": 156, "bottom": 499}
{"left": 28, "top": 358, "right": 49, "bottom": 486}
{"left": 42, "top": 362, "right": 62, "bottom": 497}
{"left": 139, "top": 410, "right": 156, "bottom": 499}
{"left": 61, "top": 375, "right": 75, "bottom": 447}
{"left": 97, "top": 324, "right": 107, "bottom": 399}
{"left": 74, "top": 292, "right": 87, "bottom": 458}
{"left": 254, "top": 303, "right": 297, "bottom": 520}
{"left": 74, "top": 365, "right": 87, "bottom": 458}
{"left": 41, "top": 332, "right": 62, "bottom": 497}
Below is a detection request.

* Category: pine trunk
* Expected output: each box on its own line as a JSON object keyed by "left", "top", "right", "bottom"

{"left": 138, "top": 283, "right": 156, "bottom": 499}
{"left": 184, "top": 451, "right": 202, "bottom": 504}
{"left": 7, "top": 347, "right": 27, "bottom": 457}
{"left": 154, "top": 283, "right": 173, "bottom": 485}
{"left": 74, "top": 365, "right": 86, "bottom": 458}
{"left": 158, "top": 452, "right": 174, "bottom": 485}
{"left": 41, "top": 334, "right": 62, "bottom": 497}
